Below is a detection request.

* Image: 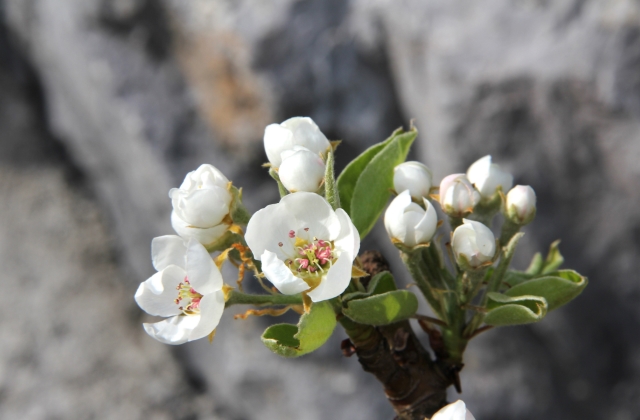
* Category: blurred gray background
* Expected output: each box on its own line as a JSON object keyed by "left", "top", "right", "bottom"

{"left": 1, "top": 1, "right": 639, "bottom": 419}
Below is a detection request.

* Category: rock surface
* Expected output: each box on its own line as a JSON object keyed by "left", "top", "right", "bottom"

{"left": 2, "top": 0, "right": 640, "bottom": 419}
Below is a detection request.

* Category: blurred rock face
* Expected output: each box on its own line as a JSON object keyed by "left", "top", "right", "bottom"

{"left": 2, "top": 0, "right": 640, "bottom": 419}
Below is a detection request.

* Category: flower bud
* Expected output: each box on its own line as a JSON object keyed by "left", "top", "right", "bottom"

{"left": 393, "top": 161, "right": 433, "bottom": 200}
{"left": 466, "top": 155, "right": 513, "bottom": 199}
{"left": 439, "top": 174, "right": 480, "bottom": 217}
{"left": 505, "top": 185, "right": 536, "bottom": 225}
{"left": 169, "top": 164, "right": 233, "bottom": 246}
{"left": 278, "top": 146, "right": 326, "bottom": 192}
{"left": 264, "top": 117, "right": 330, "bottom": 168}
{"left": 384, "top": 190, "right": 438, "bottom": 247}
{"left": 431, "top": 400, "right": 475, "bottom": 420}
{"left": 452, "top": 219, "right": 496, "bottom": 269}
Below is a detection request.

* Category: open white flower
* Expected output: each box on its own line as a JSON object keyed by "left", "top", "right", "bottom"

{"left": 264, "top": 117, "right": 331, "bottom": 168}
{"left": 278, "top": 146, "right": 326, "bottom": 192}
{"left": 439, "top": 174, "right": 480, "bottom": 217}
{"left": 505, "top": 185, "right": 536, "bottom": 225}
{"left": 467, "top": 155, "right": 513, "bottom": 199}
{"left": 393, "top": 161, "right": 433, "bottom": 200}
{"left": 385, "top": 190, "right": 438, "bottom": 247}
{"left": 245, "top": 192, "right": 360, "bottom": 302}
{"left": 451, "top": 219, "right": 496, "bottom": 269}
{"left": 431, "top": 400, "right": 476, "bottom": 420}
{"left": 169, "top": 164, "right": 233, "bottom": 247}
{"left": 134, "top": 235, "right": 225, "bottom": 345}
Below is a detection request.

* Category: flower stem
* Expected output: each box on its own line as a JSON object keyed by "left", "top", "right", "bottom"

{"left": 225, "top": 290, "right": 303, "bottom": 308}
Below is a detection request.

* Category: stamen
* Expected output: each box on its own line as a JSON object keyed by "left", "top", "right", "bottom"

{"left": 278, "top": 242, "right": 283, "bottom": 247}
{"left": 289, "top": 230, "right": 295, "bottom": 238}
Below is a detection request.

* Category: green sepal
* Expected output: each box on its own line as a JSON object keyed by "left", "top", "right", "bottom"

{"left": 337, "top": 127, "right": 417, "bottom": 239}
{"left": 324, "top": 149, "right": 340, "bottom": 210}
{"left": 203, "top": 231, "right": 244, "bottom": 253}
{"left": 229, "top": 185, "right": 251, "bottom": 225}
{"left": 261, "top": 300, "right": 336, "bottom": 358}
{"left": 268, "top": 168, "right": 289, "bottom": 198}
{"left": 504, "top": 269, "right": 587, "bottom": 311}
{"left": 342, "top": 271, "right": 397, "bottom": 303}
{"left": 484, "top": 292, "right": 548, "bottom": 326}
{"left": 343, "top": 290, "right": 419, "bottom": 326}
{"left": 526, "top": 240, "right": 564, "bottom": 275}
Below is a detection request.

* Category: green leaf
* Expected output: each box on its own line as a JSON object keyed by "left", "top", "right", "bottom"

{"left": 541, "top": 240, "right": 564, "bottom": 274}
{"left": 229, "top": 185, "right": 251, "bottom": 225}
{"left": 504, "top": 269, "right": 587, "bottom": 311}
{"left": 261, "top": 301, "right": 336, "bottom": 358}
{"left": 336, "top": 128, "right": 402, "bottom": 215}
{"left": 349, "top": 129, "right": 417, "bottom": 238}
{"left": 484, "top": 292, "right": 548, "bottom": 326}
{"left": 343, "top": 290, "right": 419, "bottom": 326}
{"left": 525, "top": 252, "right": 544, "bottom": 275}
{"left": 324, "top": 149, "right": 340, "bottom": 210}
{"left": 342, "top": 271, "right": 397, "bottom": 303}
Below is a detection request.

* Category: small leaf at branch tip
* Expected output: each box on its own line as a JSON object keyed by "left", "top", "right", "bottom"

{"left": 208, "top": 329, "right": 216, "bottom": 343}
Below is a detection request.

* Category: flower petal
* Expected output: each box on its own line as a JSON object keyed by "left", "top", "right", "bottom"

{"left": 281, "top": 117, "right": 330, "bottom": 156}
{"left": 334, "top": 208, "right": 360, "bottom": 258}
{"left": 188, "top": 289, "right": 225, "bottom": 341}
{"left": 384, "top": 190, "right": 412, "bottom": 243}
{"left": 413, "top": 198, "right": 438, "bottom": 244}
{"left": 245, "top": 203, "right": 296, "bottom": 260}
{"left": 281, "top": 192, "right": 341, "bottom": 240}
{"left": 143, "top": 315, "right": 200, "bottom": 345}
{"left": 151, "top": 235, "right": 187, "bottom": 271}
{"left": 431, "top": 400, "right": 474, "bottom": 420}
{"left": 264, "top": 123, "right": 294, "bottom": 167}
{"left": 185, "top": 239, "right": 223, "bottom": 294}
{"left": 261, "top": 250, "right": 310, "bottom": 295}
{"left": 171, "top": 211, "right": 229, "bottom": 246}
{"left": 307, "top": 252, "right": 352, "bottom": 302}
{"left": 278, "top": 148, "right": 326, "bottom": 193}
{"left": 135, "top": 266, "right": 185, "bottom": 317}
{"left": 172, "top": 187, "right": 231, "bottom": 228}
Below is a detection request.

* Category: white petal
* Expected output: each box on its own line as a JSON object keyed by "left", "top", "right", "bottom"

{"left": 467, "top": 156, "right": 513, "bottom": 198}
{"left": 307, "top": 253, "right": 352, "bottom": 302}
{"left": 191, "top": 164, "right": 229, "bottom": 190}
{"left": 431, "top": 400, "right": 472, "bottom": 420}
{"left": 334, "top": 208, "right": 360, "bottom": 258}
{"left": 187, "top": 290, "right": 225, "bottom": 341}
{"left": 384, "top": 190, "right": 412, "bottom": 243}
{"left": 279, "top": 148, "right": 326, "bottom": 192}
{"left": 151, "top": 235, "right": 187, "bottom": 271}
{"left": 281, "top": 192, "right": 340, "bottom": 240}
{"left": 143, "top": 315, "right": 200, "bottom": 345}
{"left": 185, "top": 239, "right": 223, "bottom": 294}
{"left": 393, "top": 161, "right": 432, "bottom": 199}
{"left": 261, "top": 250, "right": 310, "bottom": 295}
{"left": 135, "top": 266, "right": 185, "bottom": 317}
{"left": 413, "top": 198, "right": 438, "bottom": 244}
{"left": 439, "top": 174, "right": 466, "bottom": 201}
{"left": 172, "top": 187, "right": 231, "bottom": 228}
{"left": 264, "top": 123, "right": 294, "bottom": 167}
{"left": 171, "top": 211, "right": 229, "bottom": 247}
{"left": 245, "top": 203, "right": 296, "bottom": 261}
{"left": 466, "top": 219, "right": 495, "bottom": 259}
{"left": 281, "top": 116, "right": 330, "bottom": 156}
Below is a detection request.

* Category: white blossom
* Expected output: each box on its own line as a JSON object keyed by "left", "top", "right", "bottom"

{"left": 431, "top": 400, "right": 476, "bottom": 420}
{"left": 393, "top": 161, "right": 433, "bottom": 200}
{"left": 451, "top": 219, "right": 496, "bottom": 268}
{"left": 245, "top": 192, "right": 360, "bottom": 302}
{"left": 169, "top": 164, "right": 233, "bottom": 247}
{"left": 278, "top": 146, "right": 326, "bottom": 192}
{"left": 134, "top": 235, "right": 225, "bottom": 345}
{"left": 466, "top": 155, "right": 513, "bottom": 199}
{"left": 439, "top": 174, "right": 480, "bottom": 217}
{"left": 505, "top": 185, "right": 537, "bottom": 225}
{"left": 384, "top": 190, "right": 438, "bottom": 247}
{"left": 264, "top": 117, "right": 331, "bottom": 168}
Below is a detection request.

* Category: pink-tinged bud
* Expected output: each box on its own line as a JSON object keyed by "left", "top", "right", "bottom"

{"left": 505, "top": 185, "right": 537, "bottom": 225}
{"left": 439, "top": 174, "right": 480, "bottom": 217}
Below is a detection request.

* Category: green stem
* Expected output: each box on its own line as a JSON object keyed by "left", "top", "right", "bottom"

{"left": 225, "top": 290, "right": 303, "bottom": 308}
{"left": 401, "top": 251, "right": 443, "bottom": 317}
{"left": 499, "top": 218, "right": 521, "bottom": 247}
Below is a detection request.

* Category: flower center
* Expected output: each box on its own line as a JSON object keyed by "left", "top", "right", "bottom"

{"left": 174, "top": 277, "right": 203, "bottom": 315}
{"left": 280, "top": 229, "right": 336, "bottom": 283}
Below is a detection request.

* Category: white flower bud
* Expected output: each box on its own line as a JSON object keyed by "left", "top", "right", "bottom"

{"left": 278, "top": 146, "right": 326, "bottom": 192}
{"left": 466, "top": 155, "right": 513, "bottom": 199}
{"left": 452, "top": 219, "right": 496, "bottom": 269}
{"left": 169, "top": 164, "right": 233, "bottom": 246}
{"left": 439, "top": 174, "right": 480, "bottom": 217}
{"left": 505, "top": 185, "right": 536, "bottom": 225}
{"left": 431, "top": 400, "right": 476, "bottom": 420}
{"left": 384, "top": 190, "right": 438, "bottom": 247}
{"left": 393, "top": 161, "right": 433, "bottom": 200}
{"left": 264, "top": 117, "right": 330, "bottom": 168}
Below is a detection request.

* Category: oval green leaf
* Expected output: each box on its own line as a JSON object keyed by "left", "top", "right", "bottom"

{"left": 505, "top": 269, "right": 587, "bottom": 311}
{"left": 261, "top": 300, "right": 336, "bottom": 358}
{"left": 484, "top": 292, "right": 548, "bottom": 326}
{"left": 343, "top": 290, "right": 418, "bottom": 326}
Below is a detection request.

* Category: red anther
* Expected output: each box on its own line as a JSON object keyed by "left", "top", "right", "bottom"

{"left": 278, "top": 242, "right": 283, "bottom": 247}
{"left": 299, "top": 259, "right": 309, "bottom": 269}
{"left": 288, "top": 230, "right": 295, "bottom": 238}
{"left": 309, "top": 266, "right": 317, "bottom": 272}
{"left": 190, "top": 288, "right": 197, "bottom": 294}
{"left": 304, "top": 227, "right": 309, "bottom": 231}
